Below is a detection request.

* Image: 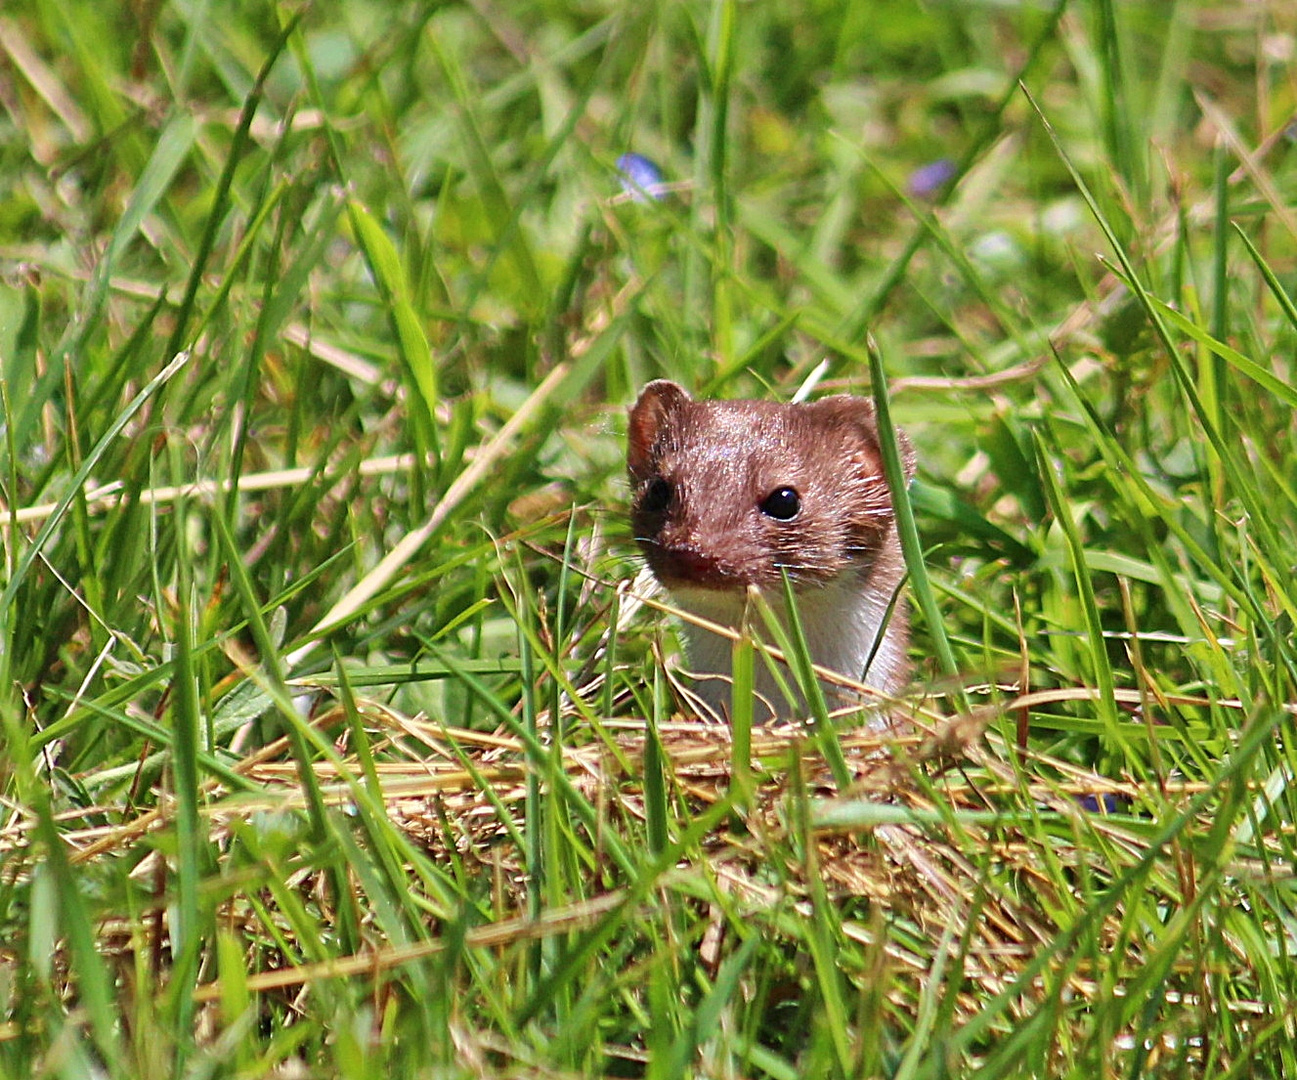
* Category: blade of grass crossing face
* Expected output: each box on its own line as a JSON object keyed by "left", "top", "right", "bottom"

{"left": 777, "top": 572, "right": 851, "bottom": 792}
{"left": 867, "top": 339, "right": 964, "bottom": 705}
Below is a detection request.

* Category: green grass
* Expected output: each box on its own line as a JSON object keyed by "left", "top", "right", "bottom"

{"left": 1, "top": 1, "right": 1296, "bottom": 1076}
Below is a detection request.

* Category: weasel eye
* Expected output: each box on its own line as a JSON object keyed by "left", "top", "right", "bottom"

{"left": 640, "top": 477, "right": 674, "bottom": 515}
{"left": 760, "top": 486, "right": 801, "bottom": 521}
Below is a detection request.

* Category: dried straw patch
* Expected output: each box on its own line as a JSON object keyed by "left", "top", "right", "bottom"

{"left": 0, "top": 686, "right": 1228, "bottom": 1042}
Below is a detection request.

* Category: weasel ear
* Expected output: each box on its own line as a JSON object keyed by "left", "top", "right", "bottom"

{"left": 628, "top": 380, "right": 691, "bottom": 479}
{"left": 811, "top": 395, "right": 916, "bottom": 485}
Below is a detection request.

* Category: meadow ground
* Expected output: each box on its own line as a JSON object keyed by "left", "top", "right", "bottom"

{"left": 0, "top": 1, "right": 1296, "bottom": 1076}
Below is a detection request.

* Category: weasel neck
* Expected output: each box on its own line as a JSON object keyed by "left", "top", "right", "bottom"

{"left": 663, "top": 554, "right": 909, "bottom": 723}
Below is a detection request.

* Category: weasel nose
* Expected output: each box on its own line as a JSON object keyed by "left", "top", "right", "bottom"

{"left": 651, "top": 546, "right": 727, "bottom": 584}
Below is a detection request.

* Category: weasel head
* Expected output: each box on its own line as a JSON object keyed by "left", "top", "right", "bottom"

{"left": 627, "top": 380, "right": 914, "bottom": 595}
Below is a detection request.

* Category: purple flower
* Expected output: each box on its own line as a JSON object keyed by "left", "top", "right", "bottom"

{"left": 616, "top": 153, "right": 666, "bottom": 202}
{"left": 1077, "top": 792, "right": 1128, "bottom": 813}
{"left": 907, "top": 158, "right": 956, "bottom": 199}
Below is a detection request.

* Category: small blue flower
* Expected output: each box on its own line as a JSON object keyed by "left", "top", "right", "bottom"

{"left": 1077, "top": 792, "right": 1127, "bottom": 814}
{"left": 616, "top": 153, "right": 666, "bottom": 202}
{"left": 907, "top": 158, "right": 956, "bottom": 199}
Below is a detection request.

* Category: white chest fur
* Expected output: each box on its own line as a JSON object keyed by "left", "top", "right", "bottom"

{"left": 664, "top": 567, "right": 906, "bottom": 723}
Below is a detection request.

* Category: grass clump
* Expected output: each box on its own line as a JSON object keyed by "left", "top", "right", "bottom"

{"left": 0, "top": 1, "right": 1295, "bottom": 1076}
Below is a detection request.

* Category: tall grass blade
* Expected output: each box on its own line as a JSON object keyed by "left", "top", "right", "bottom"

{"left": 0, "top": 349, "right": 190, "bottom": 610}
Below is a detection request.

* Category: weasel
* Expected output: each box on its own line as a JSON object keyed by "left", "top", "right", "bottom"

{"left": 627, "top": 379, "right": 914, "bottom": 719}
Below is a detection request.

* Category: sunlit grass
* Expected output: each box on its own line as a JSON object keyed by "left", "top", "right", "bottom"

{"left": 0, "top": 1, "right": 1294, "bottom": 1077}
